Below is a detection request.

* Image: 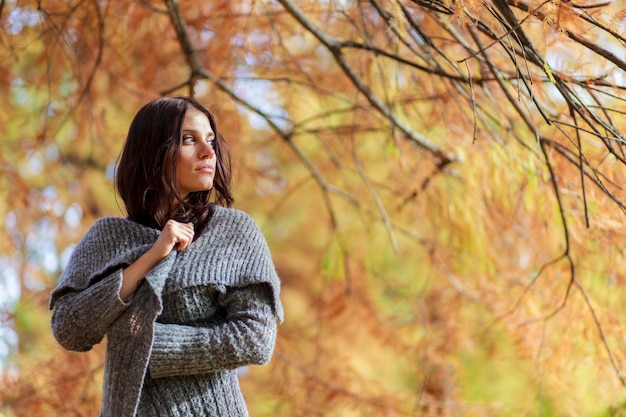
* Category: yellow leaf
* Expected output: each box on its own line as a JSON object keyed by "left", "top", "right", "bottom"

{"left": 544, "top": 61, "right": 556, "bottom": 84}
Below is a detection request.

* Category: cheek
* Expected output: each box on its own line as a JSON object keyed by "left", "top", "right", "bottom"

{"left": 177, "top": 152, "right": 194, "bottom": 170}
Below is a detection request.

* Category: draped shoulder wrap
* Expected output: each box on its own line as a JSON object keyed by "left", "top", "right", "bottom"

{"left": 50, "top": 206, "right": 283, "bottom": 417}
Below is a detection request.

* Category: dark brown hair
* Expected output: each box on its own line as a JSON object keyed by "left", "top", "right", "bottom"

{"left": 116, "top": 96, "right": 233, "bottom": 232}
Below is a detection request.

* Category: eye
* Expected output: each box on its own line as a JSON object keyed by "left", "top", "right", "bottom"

{"left": 208, "top": 139, "right": 216, "bottom": 148}
{"left": 182, "top": 134, "right": 195, "bottom": 144}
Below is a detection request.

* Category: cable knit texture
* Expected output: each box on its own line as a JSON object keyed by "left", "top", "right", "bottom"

{"left": 49, "top": 206, "right": 283, "bottom": 417}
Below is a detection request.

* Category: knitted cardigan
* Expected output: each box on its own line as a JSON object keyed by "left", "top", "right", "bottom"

{"left": 49, "top": 206, "right": 284, "bottom": 417}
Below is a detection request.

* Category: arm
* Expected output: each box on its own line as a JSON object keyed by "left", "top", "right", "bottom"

{"left": 148, "top": 283, "right": 278, "bottom": 379}
{"left": 52, "top": 219, "right": 195, "bottom": 351}
{"left": 120, "top": 220, "right": 194, "bottom": 300}
{"left": 51, "top": 270, "right": 131, "bottom": 352}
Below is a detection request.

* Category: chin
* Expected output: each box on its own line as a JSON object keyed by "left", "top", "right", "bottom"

{"left": 194, "top": 181, "right": 214, "bottom": 191}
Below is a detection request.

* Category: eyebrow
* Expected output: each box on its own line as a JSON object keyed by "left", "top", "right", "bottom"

{"left": 182, "top": 129, "right": 215, "bottom": 139}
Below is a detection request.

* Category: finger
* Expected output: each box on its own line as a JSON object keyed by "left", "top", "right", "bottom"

{"left": 181, "top": 223, "right": 195, "bottom": 242}
{"left": 175, "top": 229, "right": 195, "bottom": 251}
{"left": 162, "top": 220, "right": 194, "bottom": 251}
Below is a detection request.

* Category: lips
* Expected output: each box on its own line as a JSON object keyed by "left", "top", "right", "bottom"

{"left": 197, "top": 165, "right": 215, "bottom": 173}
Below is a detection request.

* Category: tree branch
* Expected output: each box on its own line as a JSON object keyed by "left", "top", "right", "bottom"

{"left": 276, "top": 0, "right": 457, "bottom": 168}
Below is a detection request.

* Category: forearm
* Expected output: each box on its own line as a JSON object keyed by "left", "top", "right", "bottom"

{"left": 51, "top": 271, "right": 130, "bottom": 351}
{"left": 150, "top": 316, "right": 276, "bottom": 378}
{"left": 120, "top": 220, "right": 194, "bottom": 300}
{"left": 120, "top": 248, "right": 162, "bottom": 300}
{"left": 148, "top": 285, "right": 278, "bottom": 378}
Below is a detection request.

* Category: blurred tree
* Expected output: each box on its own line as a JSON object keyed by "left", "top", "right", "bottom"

{"left": 1, "top": 0, "right": 625, "bottom": 415}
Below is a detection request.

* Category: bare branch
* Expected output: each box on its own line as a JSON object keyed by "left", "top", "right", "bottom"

{"left": 276, "top": 0, "right": 457, "bottom": 168}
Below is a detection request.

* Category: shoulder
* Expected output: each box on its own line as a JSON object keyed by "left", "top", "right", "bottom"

{"left": 212, "top": 205, "right": 255, "bottom": 222}
{"left": 206, "top": 206, "right": 268, "bottom": 245}
{"left": 212, "top": 206, "right": 261, "bottom": 231}
{"left": 82, "top": 217, "right": 138, "bottom": 237}
{"left": 87, "top": 216, "right": 130, "bottom": 232}
{"left": 78, "top": 217, "right": 122, "bottom": 242}
{"left": 78, "top": 217, "right": 159, "bottom": 247}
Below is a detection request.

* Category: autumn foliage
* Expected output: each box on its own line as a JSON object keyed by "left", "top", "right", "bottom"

{"left": 1, "top": 0, "right": 626, "bottom": 416}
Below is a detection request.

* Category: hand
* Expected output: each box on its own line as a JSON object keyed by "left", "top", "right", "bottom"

{"left": 120, "top": 220, "right": 194, "bottom": 300}
{"left": 151, "top": 220, "right": 195, "bottom": 260}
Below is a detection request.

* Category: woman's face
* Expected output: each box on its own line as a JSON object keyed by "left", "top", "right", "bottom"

{"left": 175, "top": 107, "right": 217, "bottom": 198}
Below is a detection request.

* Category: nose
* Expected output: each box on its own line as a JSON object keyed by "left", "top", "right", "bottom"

{"left": 200, "top": 141, "right": 216, "bottom": 159}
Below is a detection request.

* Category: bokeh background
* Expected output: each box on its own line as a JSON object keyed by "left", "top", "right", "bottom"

{"left": 1, "top": 0, "right": 626, "bottom": 415}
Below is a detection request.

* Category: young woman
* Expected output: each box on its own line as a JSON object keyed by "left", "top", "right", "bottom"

{"left": 49, "top": 96, "right": 284, "bottom": 417}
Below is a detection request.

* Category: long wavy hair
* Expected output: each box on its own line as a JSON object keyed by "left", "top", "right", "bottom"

{"left": 116, "top": 96, "right": 233, "bottom": 233}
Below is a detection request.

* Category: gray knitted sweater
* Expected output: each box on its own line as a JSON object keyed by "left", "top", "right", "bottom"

{"left": 49, "top": 206, "right": 284, "bottom": 417}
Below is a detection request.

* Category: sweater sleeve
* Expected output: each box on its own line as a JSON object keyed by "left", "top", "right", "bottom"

{"left": 51, "top": 269, "right": 131, "bottom": 352}
{"left": 148, "top": 283, "right": 278, "bottom": 379}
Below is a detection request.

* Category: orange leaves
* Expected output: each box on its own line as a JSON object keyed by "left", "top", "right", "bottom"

{"left": 2, "top": 0, "right": 626, "bottom": 415}
{"left": 268, "top": 276, "right": 430, "bottom": 416}
{"left": 0, "top": 347, "right": 104, "bottom": 416}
